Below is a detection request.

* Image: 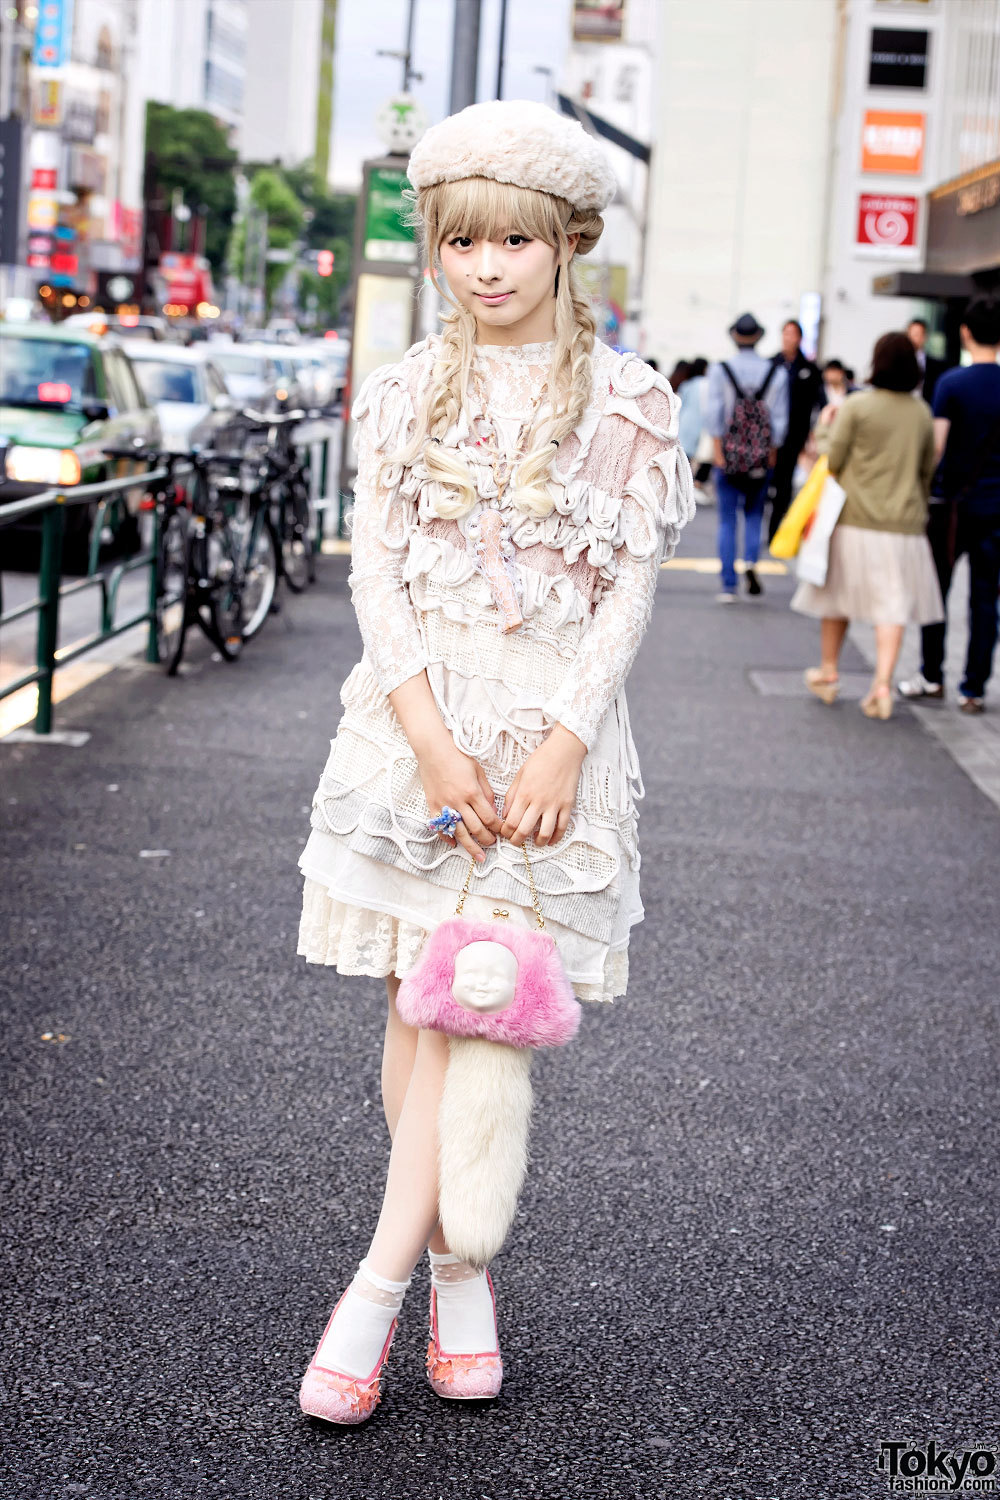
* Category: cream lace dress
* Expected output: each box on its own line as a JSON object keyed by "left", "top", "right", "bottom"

{"left": 297, "top": 335, "right": 695, "bottom": 1003}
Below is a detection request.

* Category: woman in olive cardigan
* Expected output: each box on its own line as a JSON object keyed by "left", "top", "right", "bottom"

{"left": 792, "top": 332, "right": 944, "bottom": 720}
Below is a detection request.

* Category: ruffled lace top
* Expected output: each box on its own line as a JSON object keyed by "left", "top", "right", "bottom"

{"left": 298, "top": 332, "right": 696, "bottom": 1004}
{"left": 347, "top": 333, "right": 696, "bottom": 750}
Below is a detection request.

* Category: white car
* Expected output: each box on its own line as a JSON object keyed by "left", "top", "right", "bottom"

{"left": 209, "top": 344, "right": 286, "bottom": 409}
{"left": 121, "top": 341, "right": 234, "bottom": 452}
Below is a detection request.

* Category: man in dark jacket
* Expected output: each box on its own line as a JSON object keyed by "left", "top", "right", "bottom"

{"left": 766, "top": 319, "right": 823, "bottom": 542}
{"left": 907, "top": 318, "right": 948, "bottom": 403}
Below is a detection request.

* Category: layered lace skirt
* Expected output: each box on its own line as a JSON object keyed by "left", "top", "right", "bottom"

{"left": 297, "top": 586, "right": 647, "bottom": 1005}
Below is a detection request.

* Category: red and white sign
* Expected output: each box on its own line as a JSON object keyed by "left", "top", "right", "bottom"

{"left": 31, "top": 167, "right": 57, "bottom": 191}
{"left": 857, "top": 193, "right": 918, "bottom": 249}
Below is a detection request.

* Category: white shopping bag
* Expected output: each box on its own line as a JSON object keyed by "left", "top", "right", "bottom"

{"left": 795, "top": 475, "right": 846, "bottom": 587}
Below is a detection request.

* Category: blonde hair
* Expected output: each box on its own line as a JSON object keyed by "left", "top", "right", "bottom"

{"left": 388, "top": 176, "right": 603, "bottom": 519}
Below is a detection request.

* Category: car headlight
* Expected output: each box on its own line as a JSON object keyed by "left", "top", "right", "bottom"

{"left": 5, "top": 446, "right": 82, "bottom": 486}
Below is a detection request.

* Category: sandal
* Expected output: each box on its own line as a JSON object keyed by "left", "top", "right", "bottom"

{"left": 860, "top": 682, "right": 893, "bottom": 721}
{"left": 804, "top": 667, "right": 839, "bottom": 706}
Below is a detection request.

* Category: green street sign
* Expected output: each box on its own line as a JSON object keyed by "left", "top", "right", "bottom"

{"left": 364, "top": 166, "right": 416, "bottom": 264}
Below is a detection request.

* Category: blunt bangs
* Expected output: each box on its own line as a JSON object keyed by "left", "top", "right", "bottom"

{"left": 422, "top": 176, "right": 569, "bottom": 251}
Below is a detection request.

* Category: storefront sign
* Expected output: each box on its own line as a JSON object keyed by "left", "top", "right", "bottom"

{"left": 868, "top": 28, "right": 929, "bottom": 89}
{"left": 27, "top": 195, "right": 59, "bottom": 231}
{"left": 861, "top": 110, "right": 925, "bottom": 174}
{"left": 957, "top": 174, "right": 1000, "bottom": 217}
{"left": 926, "top": 161, "right": 1000, "bottom": 275}
{"left": 572, "top": 0, "right": 626, "bottom": 41}
{"left": 33, "top": 78, "right": 63, "bottom": 128}
{"left": 33, "top": 0, "right": 76, "bottom": 68}
{"left": 857, "top": 193, "right": 919, "bottom": 249}
{"left": 64, "top": 93, "right": 98, "bottom": 145}
{"left": 31, "top": 167, "right": 57, "bottom": 191}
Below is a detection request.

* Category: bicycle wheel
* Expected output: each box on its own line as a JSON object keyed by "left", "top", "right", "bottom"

{"left": 239, "top": 514, "right": 279, "bottom": 641}
{"left": 277, "top": 480, "right": 311, "bottom": 593}
{"left": 157, "top": 509, "right": 191, "bottom": 675}
{"left": 192, "top": 526, "right": 243, "bottom": 661}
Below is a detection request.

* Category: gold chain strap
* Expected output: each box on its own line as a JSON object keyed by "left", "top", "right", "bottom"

{"left": 454, "top": 840, "right": 546, "bottom": 932}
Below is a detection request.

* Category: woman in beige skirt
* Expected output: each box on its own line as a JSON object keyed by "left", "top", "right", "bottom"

{"left": 791, "top": 331, "right": 944, "bottom": 720}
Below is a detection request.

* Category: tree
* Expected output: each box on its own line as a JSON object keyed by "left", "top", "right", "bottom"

{"left": 144, "top": 102, "right": 237, "bottom": 274}
{"left": 229, "top": 160, "right": 356, "bottom": 322}
{"left": 228, "top": 168, "right": 306, "bottom": 310}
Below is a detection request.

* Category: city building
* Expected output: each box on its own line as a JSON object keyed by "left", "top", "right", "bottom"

{"left": 134, "top": 0, "right": 247, "bottom": 132}
{"left": 238, "top": 0, "right": 337, "bottom": 178}
{"left": 19, "top": 0, "right": 146, "bottom": 312}
{"left": 641, "top": 0, "right": 839, "bottom": 368}
{"left": 559, "top": 0, "right": 658, "bottom": 350}
{"left": 868, "top": 0, "right": 1000, "bottom": 362}
{"left": 823, "top": 0, "right": 954, "bottom": 369}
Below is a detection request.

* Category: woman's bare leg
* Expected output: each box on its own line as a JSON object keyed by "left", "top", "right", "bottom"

{"left": 820, "top": 616, "right": 849, "bottom": 678}
{"left": 382, "top": 978, "right": 452, "bottom": 1256}
{"left": 382, "top": 976, "right": 418, "bottom": 1142}
{"left": 364, "top": 1024, "right": 452, "bottom": 1282}
{"left": 873, "top": 623, "right": 905, "bottom": 688}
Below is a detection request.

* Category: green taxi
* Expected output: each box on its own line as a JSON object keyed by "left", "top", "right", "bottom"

{"left": 0, "top": 323, "right": 162, "bottom": 568}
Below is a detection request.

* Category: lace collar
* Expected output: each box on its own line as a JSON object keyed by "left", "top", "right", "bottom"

{"left": 472, "top": 340, "right": 556, "bottom": 364}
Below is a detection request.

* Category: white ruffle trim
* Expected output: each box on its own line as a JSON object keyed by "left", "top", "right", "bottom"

{"left": 351, "top": 337, "right": 692, "bottom": 585}
{"left": 298, "top": 876, "right": 629, "bottom": 1005}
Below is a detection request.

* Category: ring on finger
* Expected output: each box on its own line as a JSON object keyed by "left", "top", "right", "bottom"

{"left": 428, "top": 805, "right": 463, "bottom": 839}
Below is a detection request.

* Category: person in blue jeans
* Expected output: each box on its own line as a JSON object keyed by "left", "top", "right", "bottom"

{"left": 705, "top": 313, "right": 789, "bottom": 602}
{"left": 899, "top": 294, "right": 1000, "bottom": 712}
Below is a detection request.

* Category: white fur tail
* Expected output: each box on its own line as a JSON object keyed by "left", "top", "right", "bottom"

{"left": 437, "top": 1037, "right": 534, "bottom": 1269}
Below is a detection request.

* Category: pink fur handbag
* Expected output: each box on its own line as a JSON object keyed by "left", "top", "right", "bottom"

{"left": 396, "top": 842, "right": 582, "bottom": 1268}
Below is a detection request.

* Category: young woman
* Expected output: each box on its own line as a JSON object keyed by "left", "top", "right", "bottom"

{"left": 295, "top": 100, "right": 695, "bottom": 1425}
{"left": 793, "top": 332, "right": 943, "bottom": 719}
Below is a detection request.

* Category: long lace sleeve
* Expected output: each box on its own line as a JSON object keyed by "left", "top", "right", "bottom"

{"left": 348, "top": 392, "right": 428, "bottom": 696}
{"left": 543, "top": 435, "right": 695, "bottom": 750}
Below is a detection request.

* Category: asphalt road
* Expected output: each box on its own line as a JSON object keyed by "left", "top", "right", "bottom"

{"left": 1, "top": 506, "right": 997, "bottom": 1500}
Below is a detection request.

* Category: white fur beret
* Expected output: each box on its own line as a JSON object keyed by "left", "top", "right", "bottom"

{"left": 407, "top": 100, "right": 616, "bottom": 216}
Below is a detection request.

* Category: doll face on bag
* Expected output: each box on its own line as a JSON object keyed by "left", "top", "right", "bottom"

{"left": 451, "top": 941, "right": 519, "bottom": 1014}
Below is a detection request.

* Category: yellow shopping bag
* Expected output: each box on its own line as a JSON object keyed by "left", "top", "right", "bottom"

{"left": 770, "top": 456, "right": 828, "bottom": 559}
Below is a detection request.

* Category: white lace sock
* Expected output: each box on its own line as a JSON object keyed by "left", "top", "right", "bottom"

{"left": 315, "top": 1257, "right": 411, "bottom": 1381}
{"left": 428, "top": 1250, "right": 498, "bottom": 1355}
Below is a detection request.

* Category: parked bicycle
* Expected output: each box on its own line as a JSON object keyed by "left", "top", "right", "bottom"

{"left": 237, "top": 407, "right": 316, "bottom": 591}
{"left": 105, "top": 441, "right": 278, "bottom": 676}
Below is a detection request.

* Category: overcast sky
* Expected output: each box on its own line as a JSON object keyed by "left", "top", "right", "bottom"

{"left": 331, "top": 0, "right": 573, "bottom": 188}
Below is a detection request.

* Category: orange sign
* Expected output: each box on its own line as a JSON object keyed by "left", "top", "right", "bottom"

{"left": 861, "top": 110, "right": 925, "bottom": 175}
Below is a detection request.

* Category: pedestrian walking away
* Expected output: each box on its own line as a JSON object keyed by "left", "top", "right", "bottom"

{"left": 293, "top": 98, "right": 695, "bottom": 1426}
{"left": 766, "top": 319, "right": 823, "bottom": 543}
{"left": 706, "top": 313, "right": 789, "bottom": 601}
{"left": 792, "top": 332, "right": 944, "bottom": 719}
{"left": 900, "top": 294, "right": 1000, "bottom": 714}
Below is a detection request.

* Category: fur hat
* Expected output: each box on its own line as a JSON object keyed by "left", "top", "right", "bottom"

{"left": 407, "top": 99, "right": 616, "bottom": 216}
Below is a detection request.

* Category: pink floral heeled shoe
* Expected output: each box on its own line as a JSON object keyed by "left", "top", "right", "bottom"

{"left": 299, "top": 1290, "right": 399, "bottom": 1426}
{"left": 425, "top": 1270, "right": 503, "bottom": 1400}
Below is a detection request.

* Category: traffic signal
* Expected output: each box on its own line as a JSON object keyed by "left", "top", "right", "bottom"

{"left": 317, "top": 249, "right": 334, "bottom": 277}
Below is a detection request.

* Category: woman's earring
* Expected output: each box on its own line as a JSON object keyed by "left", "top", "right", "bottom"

{"left": 554, "top": 266, "right": 561, "bottom": 295}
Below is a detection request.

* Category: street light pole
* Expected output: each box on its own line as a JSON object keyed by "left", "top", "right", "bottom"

{"left": 376, "top": 0, "right": 423, "bottom": 94}
{"left": 449, "top": 0, "right": 481, "bottom": 115}
{"left": 495, "top": 0, "right": 508, "bottom": 100}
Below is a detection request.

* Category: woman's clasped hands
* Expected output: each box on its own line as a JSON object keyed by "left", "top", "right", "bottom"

{"left": 416, "top": 724, "right": 586, "bottom": 860}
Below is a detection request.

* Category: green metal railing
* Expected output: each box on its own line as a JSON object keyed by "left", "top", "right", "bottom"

{"left": 0, "top": 469, "right": 167, "bottom": 735}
